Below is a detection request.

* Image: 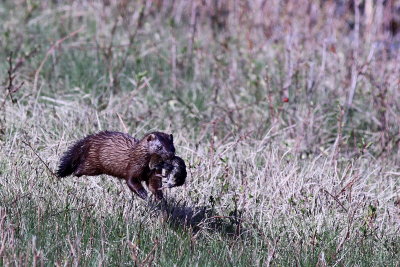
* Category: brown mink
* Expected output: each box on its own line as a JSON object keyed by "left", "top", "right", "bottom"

{"left": 57, "top": 131, "right": 175, "bottom": 199}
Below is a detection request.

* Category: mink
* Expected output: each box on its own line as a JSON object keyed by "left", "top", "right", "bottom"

{"left": 57, "top": 131, "right": 175, "bottom": 200}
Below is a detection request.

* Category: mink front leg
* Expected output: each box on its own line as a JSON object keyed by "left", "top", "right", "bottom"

{"left": 126, "top": 177, "right": 148, "bottom": 199}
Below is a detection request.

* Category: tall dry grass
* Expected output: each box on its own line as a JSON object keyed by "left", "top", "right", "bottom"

{"left": 0, "top": 0, "right": 399, "bottom": 265}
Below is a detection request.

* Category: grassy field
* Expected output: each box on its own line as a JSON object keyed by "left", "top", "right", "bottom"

{"left": 1, "top": 0, "right": 400, "bottom": 266}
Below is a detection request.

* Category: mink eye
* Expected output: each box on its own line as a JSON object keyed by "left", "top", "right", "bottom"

{"left": 157, "top": 145, "right": 162, "bottom": 150}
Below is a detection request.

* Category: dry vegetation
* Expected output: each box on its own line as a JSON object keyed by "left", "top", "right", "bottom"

{"left": 1, "top": 0, "right": 400, "bottom": 265}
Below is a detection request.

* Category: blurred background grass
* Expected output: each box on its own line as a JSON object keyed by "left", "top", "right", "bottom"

{"left": 0, "top": 0, "right": 399, "bottom": 265}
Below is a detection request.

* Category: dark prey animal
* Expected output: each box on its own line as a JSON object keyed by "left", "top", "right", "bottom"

{"left": 57, "top": 131, "right": 175, "bottom": 199}
{"left": 148, "top": 155, "right": 187, "bottom": 191}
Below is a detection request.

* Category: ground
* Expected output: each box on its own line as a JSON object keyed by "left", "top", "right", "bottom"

{"left": 0, "top": 1, "right": 399, "bottom": 266}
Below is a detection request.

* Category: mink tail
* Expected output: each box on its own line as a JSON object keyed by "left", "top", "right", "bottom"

{"left": 57, "top": 139, "right": 86, "bottom": 178}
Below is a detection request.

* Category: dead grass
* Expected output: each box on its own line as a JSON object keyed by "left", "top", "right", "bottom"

{"left": 0, "top": 0, "right": 400, "bottom": 265}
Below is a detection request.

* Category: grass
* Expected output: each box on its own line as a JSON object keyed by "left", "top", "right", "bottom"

{"left": 1, "top": 0, "right": 400, "bottom": 266}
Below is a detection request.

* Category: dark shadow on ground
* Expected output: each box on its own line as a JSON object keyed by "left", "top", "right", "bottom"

{"left": 146, "top": 196, "right": 245, "bottom": 237}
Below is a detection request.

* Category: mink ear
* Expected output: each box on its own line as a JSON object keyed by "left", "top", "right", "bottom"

{"left": 169, "top": 134, "right": 173, "bottom": 142}
{"left": 147, "top": 134, "right": 155, "bottom": 142}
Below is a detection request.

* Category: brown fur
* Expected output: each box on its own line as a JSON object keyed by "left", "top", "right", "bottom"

{"left": 146, "top": 155, "right": 165, "bottom": 200}
{"left": 57, "top": 131, "right": 175, "bottom": 200}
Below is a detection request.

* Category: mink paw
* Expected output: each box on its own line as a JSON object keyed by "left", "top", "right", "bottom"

{"left": 135, "top": 189, "right": 148, "bottom": 200}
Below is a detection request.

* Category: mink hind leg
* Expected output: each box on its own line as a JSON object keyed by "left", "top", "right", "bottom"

{"left": 75, "top": 164, "right": 102, "bottom": 177}
{"left": 126, "top": 178, "right": 148, "bottom": 199}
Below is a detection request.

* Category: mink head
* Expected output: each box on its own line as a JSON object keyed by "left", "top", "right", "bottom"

{"left": 145, "top": 132, "right": 175, "bottom": 160}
